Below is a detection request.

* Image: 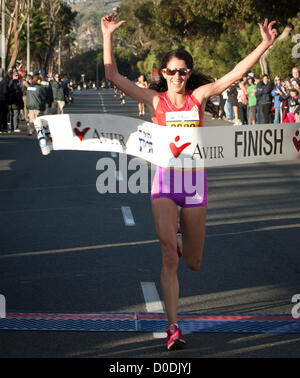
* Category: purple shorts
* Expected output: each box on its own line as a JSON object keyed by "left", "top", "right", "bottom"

{"left": 151, "top": 167, "right": 208, "bottom": 208}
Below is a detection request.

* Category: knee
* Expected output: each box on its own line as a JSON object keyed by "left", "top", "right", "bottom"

{"left": 185, "top": 255, "right": 202, "bottom": 271}
{"left": 160, "top": 240, "right": 179, "bottom": 272}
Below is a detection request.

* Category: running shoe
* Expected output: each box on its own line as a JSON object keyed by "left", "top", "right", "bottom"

{"left": 166, "top": 323, "right": 186, "bottom": 351}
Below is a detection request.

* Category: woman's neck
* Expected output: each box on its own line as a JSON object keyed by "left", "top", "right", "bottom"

{"left": 166, "top": 90, "right": 187, "bottom": 109}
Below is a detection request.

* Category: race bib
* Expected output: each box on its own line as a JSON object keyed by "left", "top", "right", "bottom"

{"left": 165, "top": 110, "right": 200, "bottom": 127}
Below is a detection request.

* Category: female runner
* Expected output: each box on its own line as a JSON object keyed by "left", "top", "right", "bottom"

{"left": 136, "top": 74, "right": 148, "bottom": 116}
{"left": 101, "top": 14, "right": 277, "bottom": 350}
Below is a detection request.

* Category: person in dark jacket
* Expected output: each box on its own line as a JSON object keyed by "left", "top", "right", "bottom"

{"left": 227, "top": 83, "right": 241, "bottom": 125}
{"left": 50, "top": 73, "right": 66, "bottom": 114}
{"left": 256, "top": 74, "right": 273, "bottom": 123}
{"left": 8, "top": 71, "right": 24, "bottom": 133}
{"left": 0, "top": 68, "right": 9, "bottom": 133}
{"left": 26, "top": 74, "right": 45, "bottom": 135}
{"left": 40, "top": 71, "right": 53, "bottom": 115}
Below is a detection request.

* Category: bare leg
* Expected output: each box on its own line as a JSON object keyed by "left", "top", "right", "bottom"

{"left": 180, "top": 206, "right": 207, "bottom": 271}
{"left": 152, "top": 198, "right": 179, "bottom": 324}
{"left": 233, "top": 105, "right": 239, "bottom": 122}
{"left": 152, "top": 198, "right": 207, "bottom": 325}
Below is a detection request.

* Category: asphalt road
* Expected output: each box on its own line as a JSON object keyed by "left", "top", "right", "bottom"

{"left": 0, "top": 89, "right": 300, "bottom": 359}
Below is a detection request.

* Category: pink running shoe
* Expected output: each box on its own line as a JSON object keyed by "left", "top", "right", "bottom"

{"left": 166, "top": 323, "right": 186, "bottom": 351}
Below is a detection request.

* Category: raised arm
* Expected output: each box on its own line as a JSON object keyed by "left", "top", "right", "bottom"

{"left": 193, "top": 19, "right": 278, "bottom": 102}
{"left": 101, "top": 13, "right": 158, "bottom": 109}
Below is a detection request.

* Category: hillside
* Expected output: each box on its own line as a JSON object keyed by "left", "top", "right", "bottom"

{"left": 69, "top": 0, "right": 121, "bottom": 51}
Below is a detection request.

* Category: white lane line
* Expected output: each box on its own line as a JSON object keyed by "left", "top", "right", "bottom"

{"left": 98, "top": 92, "right": 107, "bottom": 113}
{"left": 0, "top": 184, "right": 95, "bottom": 192}
{"left": 0, "top": 239, "right": 159, "bottom": 259}
{"left": 140, "top": 281, "right": 165, "bottom": 339}
{"left": 121, "top": 206, "right": 135, "bottom": 226}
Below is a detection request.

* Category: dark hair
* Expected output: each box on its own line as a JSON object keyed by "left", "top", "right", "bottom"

{"left": 150, "top": 49, "right": 212, "bottom": 92}
{"left": 149, "top": 49, "right": 215, "bottom": 113}
{"left": 32, "top": 74, "right": 42, "bottom": 83}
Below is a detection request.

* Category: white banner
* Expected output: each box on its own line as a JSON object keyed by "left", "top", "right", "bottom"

{"left": 34, "top": 114, "right": 300, "bottom": 168}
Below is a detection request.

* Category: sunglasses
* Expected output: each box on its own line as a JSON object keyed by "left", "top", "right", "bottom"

{"left": 162, "top": 68, "right": 191, "bottom": 76}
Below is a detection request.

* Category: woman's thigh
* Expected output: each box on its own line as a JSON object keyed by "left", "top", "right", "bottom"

{"left": 152, "top": 198, "right": 178, "bottom": 241}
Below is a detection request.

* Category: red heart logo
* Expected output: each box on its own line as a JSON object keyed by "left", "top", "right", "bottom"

{"left": 293, "top": 130, "right": 300, "bottom": 152}
{"left": 74, "top": 127, "right": 90, "bottom": 141}
{"left": 169, "top": 136, "right": 191, "bottom": 158}
{"left": 293, "top": 137, "right": 300, "bottom": 152}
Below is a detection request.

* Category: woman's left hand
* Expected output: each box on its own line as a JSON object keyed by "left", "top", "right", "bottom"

{"left": 259, "top": 18, "right": 278, "bottom": 46}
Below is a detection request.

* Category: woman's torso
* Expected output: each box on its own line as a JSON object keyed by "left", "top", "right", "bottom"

{"left": 152, "top": 90, "right": 203, "bottom": 127}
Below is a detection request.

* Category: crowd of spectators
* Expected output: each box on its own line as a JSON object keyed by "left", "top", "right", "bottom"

{"left": 0, "top": 66, "right": 73, "bottom": 135}
{"left": 212, "top": 67, "right": 300, "bottom": 125}
{"left": 2, "top": 65, "right": 299, "bottom": 135}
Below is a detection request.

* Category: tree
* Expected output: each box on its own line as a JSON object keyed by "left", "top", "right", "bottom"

{"left": 2, "top": 0, "right": 31, "bottom": 68}
{"left": 63, "top": 48, "right": 101, "bottom": 82}
{"left": 116, "top": 0, "right": 300, "bottom": 79}
{"left": 19, "top": 4, "right": 49, "bottom": 71}
{"left": 41, "top": 0, "right": 77, "bottom": 74}
{"left": 266, "top": 12, "right": 300, "bottom": 79}
{"left": 0, "top": 0, "right": 76, "bottom": 72}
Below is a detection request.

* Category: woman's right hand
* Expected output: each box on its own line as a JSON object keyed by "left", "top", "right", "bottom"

{"left": 101, "top": 13, "right": 126, "bottom": 35}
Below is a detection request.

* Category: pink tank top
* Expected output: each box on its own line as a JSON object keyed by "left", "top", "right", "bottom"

{"left": 152, "top": 91, "right": 203, "bottom": 127}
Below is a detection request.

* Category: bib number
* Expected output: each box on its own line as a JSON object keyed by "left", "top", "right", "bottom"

{"left": 166, "top": 110, "right": 200, "bottom": 127}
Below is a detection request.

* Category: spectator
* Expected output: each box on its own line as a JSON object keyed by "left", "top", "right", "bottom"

{"left": 222, "top": 88, "right": 234, "bottom": 121}
{"left": 62, "top": 74, "right": 73, "bottom": 105}
{"left": 210, "top": 94, "right": 220, "bottom": 119}
{"left": 284, "top": 78, "right": 293, "bottom": 91}
{"left": 26, "top": 74, "right": 45, "bottom": 135}
{"left": 0, "top": 68, "right": 9, "bottom": 133}
{"left": 271, "top": 76, "right": 283, "bottom": 123}
{"left": 241, "top": 74, "right": 249, "bottom": 86}
{"left": 279, "top": 79, "right": 291, "bottom": 123}
{"left": 292, "top": 67, "right": 299, "bottom": 81}
{"left": 247, "top": 76, "right": 257, "bottom": 125}
{"left": 237, "top": 79, "right": 248, "bottom": 124}
{"left": 254, "top": 74, "right": 261, "bottom": 123}
{"left": 256, "top": 74, "right": 273, "bottom": 123}
{"left": 286, "top": 88, "right": 299, "bottom": 123}
{"left": 294, "top": 104, "right": 300, "bottom": 123}
{"left": 292, "top": 78, "right": 300, "bottom": 92}
{"left": 50, "top": 73, "right": 66, "bottom": 114}
{"left": 227, "top": 83, "right": 241, "bottom": 124}
{"left": 8, "top": 71, "right": 24, "bottom": 133}
{"left": 217, "top": 91, "right": 226, "bottom": 120}
{"left": 40, "top": 70, "right": 53, "bottom": 115}
{"left": 18, "top": 69, "right": 29, "bottom": 126}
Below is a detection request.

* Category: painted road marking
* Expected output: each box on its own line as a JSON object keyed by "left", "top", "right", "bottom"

{"left": 140, "top": 281, "right": 165, "bottom": 338}
{"left": 0, "top": 239, "right": 159, "bottom": 259}
{"left": 121, "top": 206, "right": 135, "bottom": 226}
{"left": 99, "top": 92, "right": 107, "bottom": 113}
